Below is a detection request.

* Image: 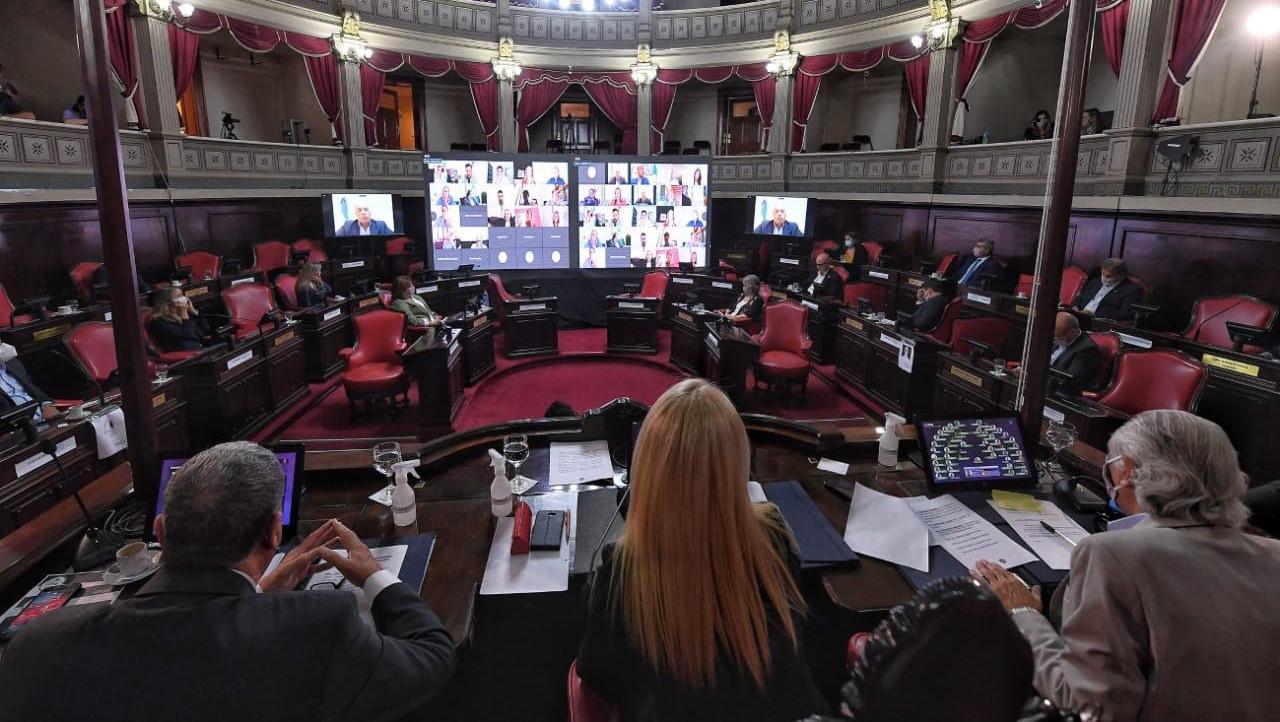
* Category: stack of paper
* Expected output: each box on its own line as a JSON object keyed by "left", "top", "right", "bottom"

{"left": 843, "top": 485, "right": 930, "bottom": 572}
{"left": 989, "top": 501, "right": 1090, "bottom": 570}
{"left": 907, "top": 495, "right": 1039, "bottom": 570}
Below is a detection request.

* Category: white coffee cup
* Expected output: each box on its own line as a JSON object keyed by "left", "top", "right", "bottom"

{"left": 66, "top": 405, "right": 88, "bottom": 420}
{"left": 116, "top": 541, "right": 151, "bottom": 576}
{"left": 58, "top": 305, "right": 73, "bottom": 314}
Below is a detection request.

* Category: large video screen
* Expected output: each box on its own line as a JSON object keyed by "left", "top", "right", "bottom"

{"left": 749, "top": 195, "right": 810, "bottom": 238}
{"left": 323, "top": 193, "right": 404, "bottom": 238}
{"left": 576, "top": 161, "right": 709, "bottom": 269}
{"left": 427, "top": 158, "right": 571, "bottom": 271}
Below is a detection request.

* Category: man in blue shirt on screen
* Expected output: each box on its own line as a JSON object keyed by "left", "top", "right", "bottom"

{"left": 754, "top": 206, "right": 801, "bottom": 236}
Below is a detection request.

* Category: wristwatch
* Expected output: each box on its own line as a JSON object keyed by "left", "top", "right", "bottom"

{"left": 1010, "top": 606, "right": 1041, "bottom": 617}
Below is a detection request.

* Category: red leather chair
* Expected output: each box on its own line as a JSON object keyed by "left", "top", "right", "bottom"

{"left": 950, "top": 316, "right": 1013, "bottom": 356}
{"left": 847, "top": 631, "right": 873, "bottom": 671}
{"left": 291, "top": 239, "right": 328, "bottom": 263}
{"left": 1060, "top": 266, "right": 1088, "bottom": 306}
{"left": 385, "top": 236, "right": 413, "bottom": 255}
{"left": 843, "top": 281, "right": 888, "bottom": 311}
{"left": 1088, "top": 331, "right": 1122, "bottom": 391}
{"left": 832, "top": 266, "right": 849, "bottom": 283}
{"left": 489, "top": 273, "right": 522, "bottom": 327}
{"left": 140, "top": 309, "right": 205, "bottom": 364}
{"left": 222, "top": 283, "right": 279, "bottom": 338}
{"left": 1015, "top": 273, "right": 1034, "bottom": 298}
{"left": 935, "top": 253, "right": 958, "bottom": 278}
{"left": 756, "top": 242, "right": 770, "bottom": 276}
{"left": 752, "top": 301, "right": 812, "bottom": 399}
{"left": 69, "top": 262, "right": 104, "bottom": 304}
{"left": 64, "top": 322, "right": 123, "bottom": 394}
{"left": 862, "top": 241, "right": 884, "bottom": 266}
{"left": 250, "top": 240, "right": 291, "bottom": 275}
{"left": 341, "top": 310, "right": 409, "bottom": 419}
{"left": 1181, "top": 295, "right": 1278, "bottom": 354}
{"left": 567, "top": 660, "right": 619, "bottom": 722}
{"left": 175, "top": 250, "right": 222, "bottom": 281}
{"left": 1086, "top": 349, "right": 1207, "bottom": 415}
{"left": 640, "top": 271, "right": 669, "bottom": 318}
{"left": 0, "top": 283, "right": 37, "bottom": 328}
{"left": 717, "top": 259, "right": 739, "bottom": 281}
{"left": 922, "top": 298, "right": 965, "bottom": 345}
{"left": 810, "top": 239, "right": 839, "bottom": 263}
{"left": 274, "top": 274, "right": 300, "bottom": 311}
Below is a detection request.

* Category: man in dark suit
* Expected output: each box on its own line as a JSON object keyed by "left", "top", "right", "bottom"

{"left": 947, "top": 239, "right": 1006, "bottom": 289}
{"left": 337, "top": 201, "right": 392, "bottom": 236}
{"left": 1050, "top": 312, "right": 1101, "bottom": 395}
{"left": 801, "top": 253, "right": 842, "bottom": 299}
{"left": 0, "top": 342, "right": 54, "bottom": 420}
{"left": 0, "top": 442, "right": 456, "bottom": 721}
{"left": 1072, "top": 257, "right": 1143, "bottom": 321}
{"left": 906, "top": 278, "right": 949, "bottom": 331}
{"left": 754, "top": 206, "right": 802, "bottom": 236}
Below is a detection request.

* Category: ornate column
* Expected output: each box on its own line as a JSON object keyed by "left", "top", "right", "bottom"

{"left": 492, "top": 37, "right": 521, "bottom": 152}
{"left": 331, "top": 9, "right": 369, "bottom": 186}
{"left": 128, "top": 0, "right": 186, "bottom": 185}
{"left": 918, "top": 20, "right": 962, "bottom": 191}
{"left": 765, "top": 30, "right": 798, "bottom": 157}
{"left": 1102, "top": 0, "right": 1174, "bottom": 194}
{"left": 633, "top": 45, "right": 657, "bottom": 155}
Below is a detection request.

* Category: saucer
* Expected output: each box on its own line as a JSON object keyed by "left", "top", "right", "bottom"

{"left": 103, "top": 550, "right": 162, "bottom": 586}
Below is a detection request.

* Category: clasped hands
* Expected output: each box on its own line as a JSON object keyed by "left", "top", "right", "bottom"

{"left": 259, "top": 519, "right": 382, "bottom": 593}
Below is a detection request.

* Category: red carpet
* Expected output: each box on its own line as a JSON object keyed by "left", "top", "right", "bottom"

{"left": 275, "top": 328, "right": 870, "bottom": 444}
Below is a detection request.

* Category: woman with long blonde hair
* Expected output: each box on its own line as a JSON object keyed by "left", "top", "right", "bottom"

{"left": 148, "top": 285, "right": 212, "bottom": 352}
{"left": 577, "top": 379, "right": 825, "bottom": 721}
{"left": 294, "top": 262, "right": 331, "bottom": 308}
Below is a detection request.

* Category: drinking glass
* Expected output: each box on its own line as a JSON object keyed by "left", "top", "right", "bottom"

{"left": 154, "top": 365, "right": 170, "bottom": 384}
{"left": 990, "top": 357, "right": 1006, "bottom": 376}
{"left": 504, "top": 434, "right": 535, "bottom": 495}
{"left": 1041, "top": 421, "right": 1077, "bottom": 489}
{"left": 373, "top": 441, "right": 402, "bottom": 496}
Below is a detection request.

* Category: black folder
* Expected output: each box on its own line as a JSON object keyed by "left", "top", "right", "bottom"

{"left": 763, "top": 481, "right": 859, "bottom": 570}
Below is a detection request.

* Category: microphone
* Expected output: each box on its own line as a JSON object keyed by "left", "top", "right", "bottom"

{"left": 1192, "top": 298, "right": 1246, "bottom": 344}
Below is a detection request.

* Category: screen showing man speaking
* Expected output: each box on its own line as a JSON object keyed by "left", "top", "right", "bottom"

{"left": 749, "top": 195, "right": 810, "bottom": 238}
{"left": 325, "top": 193, "right": 401, "bottom": 237}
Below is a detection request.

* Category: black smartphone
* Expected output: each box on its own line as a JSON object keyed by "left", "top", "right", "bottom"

{"left": 0, "top": 583, "right": 81, "bottom": 641}
{"left": 531, "top": 509, "right": 566, "bottom": 552}
{"left": 824, "top": 478, "right": 855, "bottom": 502}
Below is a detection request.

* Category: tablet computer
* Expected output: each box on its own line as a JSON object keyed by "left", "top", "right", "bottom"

{"left": 146, "top": 443, "right": 307, "bottom": 542}
{"left": 917, "top": 415, "right": 1036, "bottom": 492}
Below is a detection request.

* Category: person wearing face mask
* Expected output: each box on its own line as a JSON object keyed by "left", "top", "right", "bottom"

{"left": 1049, "top": 312, "right": 1100, "bottom": 395}
{"left": 838, "top": 232, "right": 868, "bottom": 267}
{"left": 973, "top": 410, "right": 1280, "bottom": 722}
{"left": 947, "top": 239, "right": 1005, "bottom": 290}
{"left": 801, "top": 253, "right": 842, "bottom": 299}
{"left": 1071, "top": 258, "right": 1143, "bottom": 321}
{"left": 0, "top": 342, "right": 54, "bottom": 421}
{"left": 148, "top": 286, "right": 214, "bottom": 353}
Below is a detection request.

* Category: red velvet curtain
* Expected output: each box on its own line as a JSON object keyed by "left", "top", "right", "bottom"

{"left": 838, "top": 47, "right": 887, "bottom": 72}
{"left": 453, "top": 61, "right": 499, "bottom": 150}
{"left": 360, "top": 64, "right": 386, "bottom": 146}
{"left": 516, "top": 78, "right": 569, "bottom": 152}
{"left": 303, "top": 54, "right": 343, "bottom": 143}
{"left": 792, "top": 55, "right": 839, "bottom": 151}
{"left": 1152, "top": 0, "right": 1227, "bottom": 123}
{"left": 167, "top": 23, "right": 201, "bottom": 99}
{"left": 651, "top": 69, "right": 692, "bottom": 153}
{"left": 103, "top": 0, "right": 147, "bottom": 129}
{"left": 583, "top": 77, "right": 638, "bottom": 154}
{"left": 1098, "top": 0, "right": 1129, "bottom": 76}
{"left": 223, "top": 17, "right": 281, "bottom": 52}
{"left": 408, "top": 55, "right": 453, "bottom": 77}
{"left": 904, "top": 54, "right": 930, "bottom": 121}
{"left": 751, "top": 75, "right": 776, "bottom": 151}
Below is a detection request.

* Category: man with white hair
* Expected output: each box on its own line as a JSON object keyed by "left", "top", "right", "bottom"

{"left": 0, "top": 441, "right": 456, "bottom": 721}
{"left": 974, "top": 411, "right": 1280, "bottom": 722}
{"left": 338, "top": 196, "right": 392, "bottom": 236}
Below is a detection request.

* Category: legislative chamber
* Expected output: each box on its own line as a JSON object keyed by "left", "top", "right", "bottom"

{"left": 2, "top": 0, "right": 1280, "bottom": 720}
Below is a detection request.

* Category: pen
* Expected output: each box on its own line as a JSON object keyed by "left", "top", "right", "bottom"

{"left": 1040, "top": 520, "right": 1078, "bottom": 547}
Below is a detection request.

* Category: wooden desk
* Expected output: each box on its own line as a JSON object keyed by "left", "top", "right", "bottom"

{"left": 503, "top": 297, "right": 559, "bottom": 358}
{"left": 834, "top": 310, "right": 946, "bottom": 419}
{"left": 218, "top": 270, "right": 265, "bottom": 290}
{"left": 663, "top": 274, "right": 741, "bottom": 321}
{"left": 183, "top": 324, "right": 303, "bottom": 444}
{"left": 0, "top": 422, "right": 99, "bottom": 539}
{"left": 669, "top": 304, "right": 714, "bottom": 375}
{"left": 860, "top": 267, "right": 900, "bottom": 315}
{"left": 327, "top": 257, "right": 377, "bottom": 295}
{"left": 605, "top": 295, "right": 660, "bottom": 354}
{"left": 769, "top": 252, "right": 807, "bottom": 287}
{"left": 705, "top": 322, "right": 760, "bottom": 404}
{"left": 445, "top": 309, "right": 496, "bottom": 385}
{"left": 402, "top": 329, "right": 465, "bottom": 429}
{"left": 414, "top": 278, "right": 458, "bottom": 316}
{"left": 297, "top": 300, "right": 352, "bottom": 382}
{"left": 345, "top": 290, "right": 384, "bottom": 318}
{"left": 174, "top": 279, "right": 222, "bottom": 315}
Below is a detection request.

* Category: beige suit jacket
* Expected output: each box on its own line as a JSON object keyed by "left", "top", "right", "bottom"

{"left": 1013, "top": 518, "right": 1280, "bottom": 722}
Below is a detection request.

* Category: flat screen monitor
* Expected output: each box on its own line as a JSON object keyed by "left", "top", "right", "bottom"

{"left": 749, "top": 195, "right": 811, "bottom": 238}
{"left": 425, "top": 156, "right": 571, "bottom": 271}
{"left": 918, "top": 416, "right": 1036, "bottom": 491}
{"left": 575, "top": 160, "right": 709, "bottom": 269}
{"left": 322, "top": 193, "right": 403, "bottom": 238}
{"left": 147, "top": 443, "right": 307, "bottom": 541}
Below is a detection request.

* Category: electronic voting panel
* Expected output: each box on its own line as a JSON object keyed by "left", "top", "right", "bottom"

{"left": 918, "top": 416, "right": 1035, "bottom": 491}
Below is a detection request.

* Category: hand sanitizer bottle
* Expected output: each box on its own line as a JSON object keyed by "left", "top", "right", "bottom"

{"left": 488, "top": 449, "right": 513, "bottom": 517}
{"left": 391, "top": 459, "right": 421, "bottom": 527}
{"left": 879, "top": 413, "right": 906, "bottom": 467}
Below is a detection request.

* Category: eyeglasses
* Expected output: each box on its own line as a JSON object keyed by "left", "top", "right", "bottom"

{"left": 307, "top": 580, "right": 345, "bottom": 591}
{"left": 1102, "top": 455, "right": 1124, "bottom": 490}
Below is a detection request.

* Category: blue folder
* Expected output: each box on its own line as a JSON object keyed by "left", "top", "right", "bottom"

{"left": 762, "top": 480, "right": 859, "bottom": 570}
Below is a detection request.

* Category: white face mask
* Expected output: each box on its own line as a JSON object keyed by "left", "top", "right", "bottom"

{"left": 0, "top": 342, "right": 16, "bottom": 364}
{"left": 844, "top": 238, "right": 854, "bottom": 247}
{"left": 1101, "top": 276, "right": 1120, "bottom": 288}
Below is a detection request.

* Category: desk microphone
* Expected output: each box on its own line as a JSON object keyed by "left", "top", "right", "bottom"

{"left": 1191, "top": 298, "right": 1246, "bottom": 344}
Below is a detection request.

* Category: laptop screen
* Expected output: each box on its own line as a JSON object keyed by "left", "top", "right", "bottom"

{"left": 918, "top": 416, "right": 1034, "bottom": 489}
{"left": 154, "top": 449, "right": 301, "bottom": 525}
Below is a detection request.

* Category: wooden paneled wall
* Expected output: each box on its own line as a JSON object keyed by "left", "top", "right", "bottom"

{"left": 0, "top": 197, "right": 428, "bottom": 304}
{"left": 712, "top": 198, "right": 1280, "bottom": 331}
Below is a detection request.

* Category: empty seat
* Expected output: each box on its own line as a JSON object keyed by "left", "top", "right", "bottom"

{"left": 341, "top": 309, "right": 409, "bottom": 419}
{"left": 250, "top": 240, "right": 291, "bottom": 275}
{"left": 752, "top": 301, "right": 812, "bottom": 399}
{"left": 1087, "top": 349, "right": 1207, "bottom": 415}
{"left": 843, "top": 282, "right": 888, "bottom": 311}
{"left": 175, "top": 251, "right": 222, "bottom": 281}
{"left": 222, "top": 283, "right": 280, "bottom": 338}
{"left": 951, "top": 316, "right": 1013, "bottom": 356}
{"left": 291, "top": 239, "right": 328, "bottom": 263}
{"left": 1181, "top": 294, "right": 1278, "bottom": 354}
{"left": 68, "top": 262, "right": 104, "bottom": 305}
